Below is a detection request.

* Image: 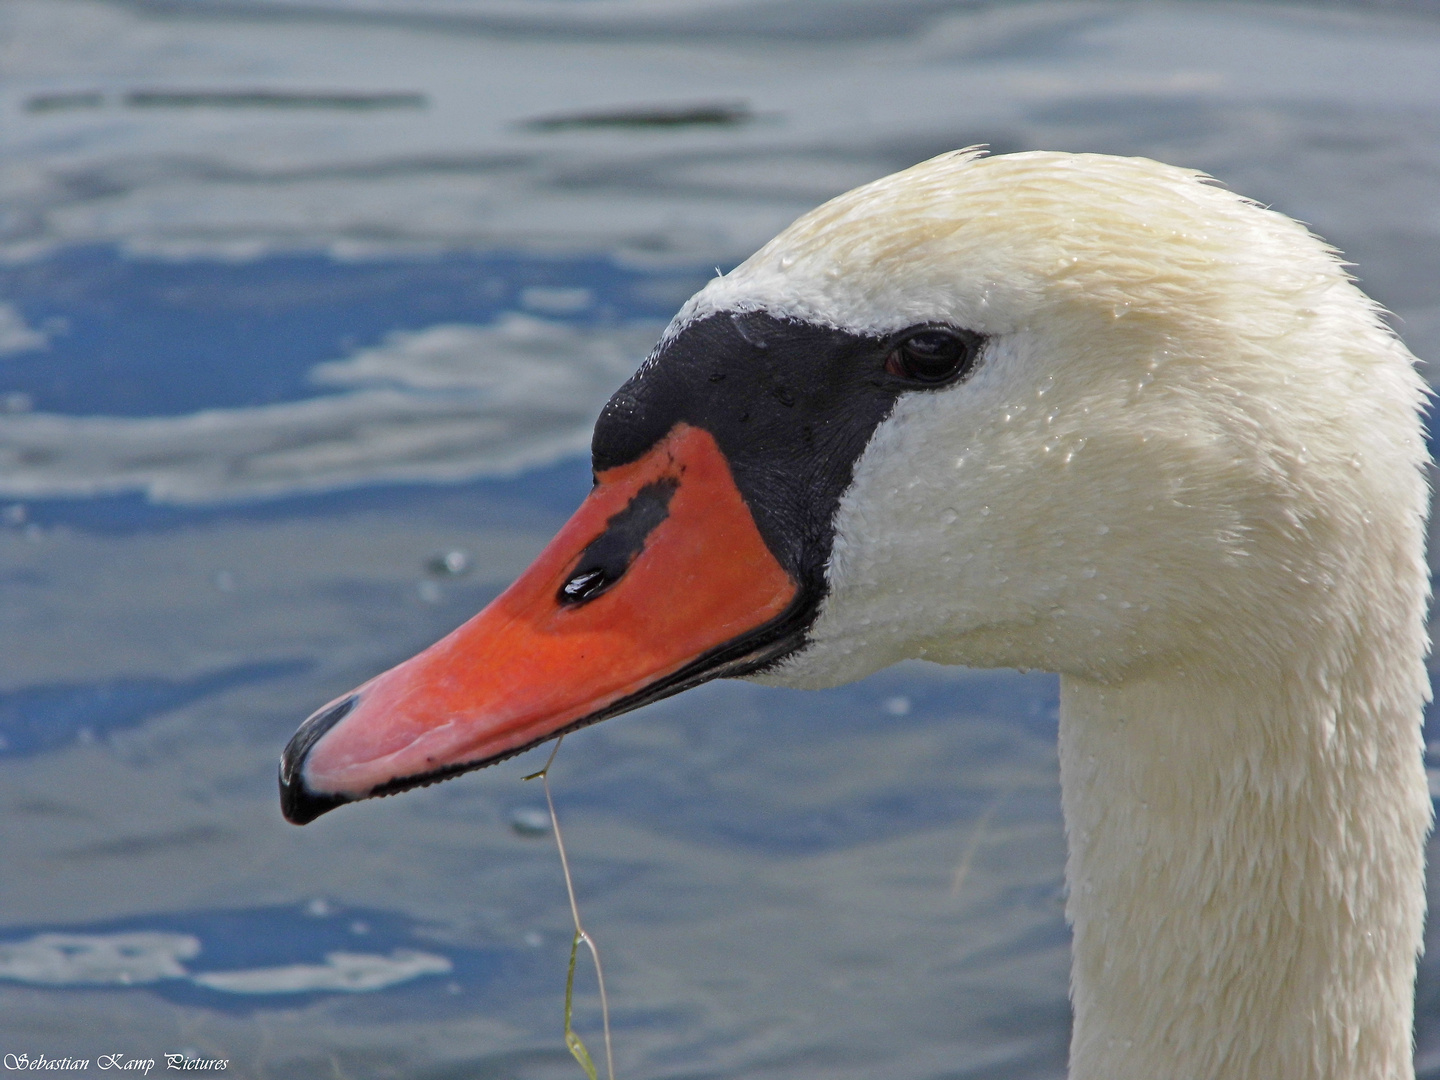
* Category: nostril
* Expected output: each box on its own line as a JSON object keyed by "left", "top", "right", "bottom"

{"left": 559, "top": 567, "right": 611, "bottom": 604}
{"left": 556, "top": 477, "right": 678, "bottom": 608}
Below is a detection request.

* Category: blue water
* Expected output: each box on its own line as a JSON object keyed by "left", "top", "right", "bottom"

{"left": 0, "top": 902, "right": 533, "bottom": 1016}
{"left": 2, "top": 2, "right": 1439, "bottom": 1078}
{"left": 0, "top": 247, "right": 694, "bottom": 417}
{"left": 8, "top": 455, "right": 595, "bottom": 535}
{"left": 0, "top": 661, "right": 308, "bottom": 757}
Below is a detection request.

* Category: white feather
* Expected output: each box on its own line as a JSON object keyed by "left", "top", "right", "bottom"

{"left": 699, "top": 150, "right": 1430, "bottom": 1080}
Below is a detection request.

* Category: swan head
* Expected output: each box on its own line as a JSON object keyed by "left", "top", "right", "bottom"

{"left": 717, "top": 150, "right": 1429, "bottom": 691}
{"left": 280, "top": 149, "right": 1428, "bottom": 823}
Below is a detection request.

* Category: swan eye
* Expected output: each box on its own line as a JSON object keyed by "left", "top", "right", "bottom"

{"left": 884, "top": 328, "right": 978, "bottom": 385}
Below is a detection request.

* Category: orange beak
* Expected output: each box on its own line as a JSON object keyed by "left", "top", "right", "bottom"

{"left": 280, "top": 423, "right": 800, "bottom": 824}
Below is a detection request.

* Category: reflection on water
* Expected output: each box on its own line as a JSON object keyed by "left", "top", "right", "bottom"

{"left": 2, "top": 1, "right": 1440, "bottom": 1077}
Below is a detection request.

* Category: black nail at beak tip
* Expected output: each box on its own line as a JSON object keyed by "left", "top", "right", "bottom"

{"left": 279, "top": 693, "right": 360, "bottom": 826}
{"left": 279, "top": 777, "right": 348, "bottom": 826}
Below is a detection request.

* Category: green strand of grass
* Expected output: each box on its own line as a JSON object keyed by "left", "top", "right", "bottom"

{"left": 525, "top": 737, "right": 615, "bottom": 1080}
{"left": 565, "top": 930, "right": 599, "bottom": 1080}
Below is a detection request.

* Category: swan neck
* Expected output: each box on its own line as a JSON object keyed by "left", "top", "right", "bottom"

{"left": 1059, "top": 666, "right": 1429, "bottom": 1080}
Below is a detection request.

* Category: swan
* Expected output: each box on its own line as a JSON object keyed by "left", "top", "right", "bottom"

{"left": 279, "top": 149, "right": 1432, "bottom": 1080}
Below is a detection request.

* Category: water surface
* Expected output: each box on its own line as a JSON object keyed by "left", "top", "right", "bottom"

{"left": 3, "top": 2, "right": 1440, "bottom": 1077}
